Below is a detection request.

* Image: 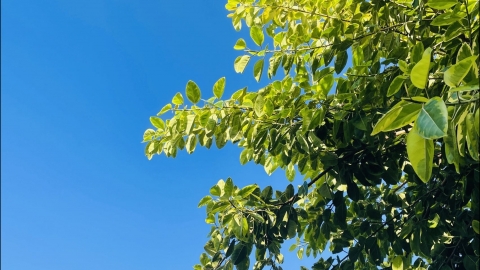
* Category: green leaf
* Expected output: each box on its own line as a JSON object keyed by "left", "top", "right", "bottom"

{"left": 473, "top": 220, "right": 480, "bottom": 234}
{"left": 186, "top": 134, "right": 197, "bottom": 154}
{"left": 210, "top": 184, "right": 221, "bottom": 196}
{"left": 387, "top": 75, "right": 406, "bottom": 96}
{"left": 198, "top": 195, "right": 212, "bottom": 207}
{"left": 231, "top": 243, "right": 247, "bottom": 265}
{"left": 475, "top": 109, "right": 479, "bottom": 136}
{"left": 410, "top": 48, "right": 431, "bottom": 89}
{"left": 250, "top": 25, "right": 264, "bottom": 46}
{"left": 353, "top": 46, "right": 363, "bottom": 66}
{"left": 318, "top": 74, "right": 334, "bottom": 98}
{"left": 234, "top": 38, "right": 246, "bottom": 50}
{"left": 238, "top": 185, "right": 257, "bottom": 198}
{"left": 335, "top": 51, "right": 348, "bottom": 74}
{"left": 392, "top": 256, "right": 404, "bottom": 270}
{"left": 172, "top": 92, "right": 184, "bottom": 105}
{"left": 213, "top": 77, "right": 226, "bottom": 99}
{"left": 428, "top": 213, "right": 441, "bottom": 228}
{"left": 253, "top": 58, "right": 264, "bottom": 82}
{"left": 234, "top": 55, "right": 251, "bottom": 73}
{"left": 466, "top": 113, "right": 479, "bottom": 160}
{"left": 286, "top": 163, "right": 295, "bottom": 182}
{"left": 444, "top": 56, "right": 477, "bottom": 87}
{"left": 186, "top": 114, "right": 196, "bottom": 134}
{"left": 414, "top": 97, "right": 448, "bottom": 139}
{"left": 150, "top": 117, "right": 165, "bottom": 129}
{"left": 287, "top": 220, "right": 297, "bottom": 239}
{"left": 411, "top": 42, "right": 424, "bottom": 64}
{"left": 254, "top": 95, "right": 265, "bottom": 117}
{"left": 431, "top": 12, "right": 465, "bottom": 26}
{"left": 449, "top": 84, "right": 479, "bottom": 92}
{"left": 224, "top": 177, "right": 234, "bottom": 198}
{"left": 426, "top": 0, "right": 457, "bottom": 10}
{"left": 444, "top": 21, "right": 464, "bottom": 41}
{"left": 407, "top": 127, "right": 433, "bottom": 183}
{"left": 186, "top": 80, "right": 201, "bottom": 104}
{"left": 371, "top": 101, "right": 422, "bottom": 135}
{"left": 157, "top": 103, "right": 172, "bottom": 116}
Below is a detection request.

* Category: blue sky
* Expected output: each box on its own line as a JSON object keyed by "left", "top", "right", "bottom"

{"left": 2, "top": 1, "right": 322, "bottom": 269}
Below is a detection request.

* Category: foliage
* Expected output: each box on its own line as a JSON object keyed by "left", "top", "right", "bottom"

{"left": 144, "top": 0, "right": 479, "bottom": 269}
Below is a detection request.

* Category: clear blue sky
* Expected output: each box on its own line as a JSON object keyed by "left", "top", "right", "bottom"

{"left": 2, "top": 1, "right": 321, "bottom": 269}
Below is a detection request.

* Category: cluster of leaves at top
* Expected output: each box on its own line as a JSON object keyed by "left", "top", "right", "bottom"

{"left": 143, "top": 0, "right": 479, "bottom": 269}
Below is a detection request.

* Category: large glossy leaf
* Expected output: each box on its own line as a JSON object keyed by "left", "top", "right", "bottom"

{"left": 213, "top": 77, "right": 226, "bottom": 99}
{"left": 371, "top": 101, "right": 422, "bottom": 135}
{"left": 444, "top": 56, "right": 477, "bottom": 87}
{"left": 407, "top": 127, "right": 433, "bottom": 183}
{"left": 410, "top": 48, "right": 432, "bottom": 89}
{"left": 234, "top": 55, "right": 251, "bottom": 73}
{"left": 414, "top": 97, "right": 448, "bottom": 139}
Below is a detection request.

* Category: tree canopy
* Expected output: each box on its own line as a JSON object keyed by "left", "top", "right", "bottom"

{"left": 143, "top": 0, "right": 479, "bottom": 269}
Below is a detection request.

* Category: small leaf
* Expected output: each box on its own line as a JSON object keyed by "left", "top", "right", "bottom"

{"left": 210, "top": 185, "right": 221, "bottom": 196}
{"left": 238, "top": 185, "right": 257, "bottom": 198}
{"left": 186, "top": 134, "right": 197, "bottom": 154}
{"left": 186, "top": 80, "right": 201, "bottom": 104}
{"left": 414, "top": 97, "right": 448, "bottom": 139}
{"left": 444, "top": 56, "right": 477, "bottom": 87}
{"left": 234, "top": 55, "right": 251, "bottom": 73}
{"left": 253, "top": 58, "right": 264, "bottom": 82}
{"left": 250, "top": 25, "right": 264, "bottom": 46}
{"left": 426, "top": 0, "right": 457, "bottom": 10}
{"left": 197, "top": 196, "right": 212, "bottom": 207}
{"left": 150, "top": 117, "right": 165, "bottom": 129}
{"left": 387, "top": 75, "right": 406, "bottom": 96}
{"left": 172, "top": 92, "right": 184, "bottom": 105}
{"left": 428, "top": 213, "right": 441, "bottom": 228}
{"left": 334, "top": 51, "right": 348, "bottom": 74}
{"left": 224, "top": 177, "right": 234, "bottom": 198}
{"left": 286, "top": 163, "right": 295, "bottom": 182}
{"left": 318, "top": 74, "right": 334, "bottom": 98}
{"left": 254, "top": 95, "right": 265, "bottom": 117}
{"left": 392, "top": 256, "right": 404, "bottom": 270}
{"left": 407, "top": 127, "right": 433, "bottom": 183}
{"left": 410, "top": 48, "right": 432, "bottom": 89}
{"left": 234, "top": 38, "right": 246, "bottom": 50}
{"left": 473, "top": 220, "right": 480, "bottom": 234}
{"left": 157, "top": 103, "right": 172, "bottom": 116}
{"left": 213, "top": 77, "right": 226, "bottom": 99}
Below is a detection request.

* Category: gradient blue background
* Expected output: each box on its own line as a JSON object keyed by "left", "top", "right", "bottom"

{"left": 2, "top": 1, "right": 322, "bottom": 269}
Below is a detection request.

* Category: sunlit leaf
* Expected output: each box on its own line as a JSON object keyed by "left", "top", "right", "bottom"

{"left": 407, "top": 127, "right": 433, "bottom": 183}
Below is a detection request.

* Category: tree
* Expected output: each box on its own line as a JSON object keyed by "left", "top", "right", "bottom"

{"left": 143, "top": 0, "right": 479, "bottom": 269}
